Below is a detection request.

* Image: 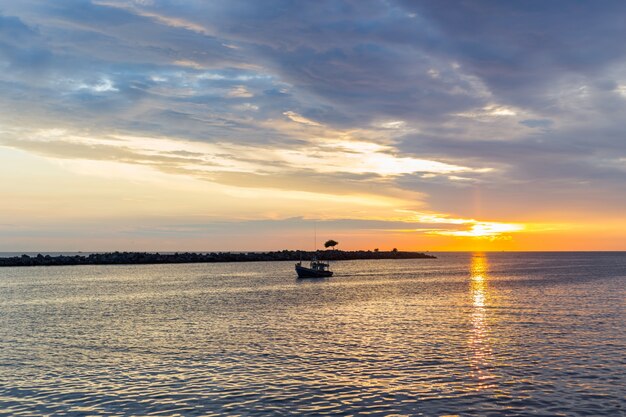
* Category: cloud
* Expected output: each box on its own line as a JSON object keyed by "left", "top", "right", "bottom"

{"left": 519, "top": 119, "right": 553, "bottom": 128}
{"left": 0, "top": 13, "right": 52, "bottom": 74}
{"left": 0, "top": 13, "right": 38, "bottom": 40}
{"left": 401, "top": 1, "right": 626, "bottom": 110}
{"left": 105, "top": 214, "right": 524, "bottom": 240}
{"left": 227, "top": 85, "right": 254, "bottom": 98}
{"left": 397, "top": 211, "right": 524, "bottom": 239}
{"left": 93, "top": 0, "right": 214, "bottom": 36}
{"left": 0, "top": 125, "right": 485, "bottom": 190}
{"left": 283, "top": 111, "right": 323, "bottom": 126}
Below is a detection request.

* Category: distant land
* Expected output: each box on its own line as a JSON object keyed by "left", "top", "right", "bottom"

{"left": 0, "top": 250, "right": 436, "bottom": 267}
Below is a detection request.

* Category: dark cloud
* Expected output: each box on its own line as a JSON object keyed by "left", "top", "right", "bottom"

{"left": 401, "top": 0, "right": 626, "bottom": 110}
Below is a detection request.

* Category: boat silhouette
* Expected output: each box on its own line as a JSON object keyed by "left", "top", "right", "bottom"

{"left": 295, "top": 258, "right": 333, "bottom": 278}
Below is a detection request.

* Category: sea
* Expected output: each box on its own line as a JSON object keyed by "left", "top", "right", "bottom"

{"left": 0, "top": 252, "right": 624, "bottom": 416}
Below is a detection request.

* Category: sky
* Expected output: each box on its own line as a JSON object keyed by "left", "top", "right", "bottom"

{"left": 1, "top": 0, "right": 625, "bottom": 252}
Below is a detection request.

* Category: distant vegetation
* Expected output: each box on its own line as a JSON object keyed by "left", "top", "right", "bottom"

{"left": 324, "top": 239, "right": 338, "bottom": 249}
{"left": 0, "top": 250, "right": 436, "bottom": 267}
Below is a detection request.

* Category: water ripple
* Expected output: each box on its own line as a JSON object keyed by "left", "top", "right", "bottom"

{"left": 1, "top": 253, "right": 625, "bottom": 416}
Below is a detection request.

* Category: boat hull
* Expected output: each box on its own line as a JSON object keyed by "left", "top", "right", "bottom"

{"left": 295, "top": 264, "right": 333, "bottom": 278}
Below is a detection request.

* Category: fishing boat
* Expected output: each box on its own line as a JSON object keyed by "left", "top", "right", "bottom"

{"left": 295, "top": 258, "right": 333, "bottom": 278}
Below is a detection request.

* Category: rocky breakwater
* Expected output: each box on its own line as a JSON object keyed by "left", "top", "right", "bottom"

{"left": 0, "top": 250, "right": 436, "bottom": 267}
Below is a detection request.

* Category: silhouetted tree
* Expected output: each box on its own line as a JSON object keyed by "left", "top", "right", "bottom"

{"left": 392, "top": 248, "right": 398, "bottom": 253}
{"left": 324, "top": 239, "right": 338, "bottom": 250}
{"left": 374, "top": 248, "right": 379, "bottom": 252}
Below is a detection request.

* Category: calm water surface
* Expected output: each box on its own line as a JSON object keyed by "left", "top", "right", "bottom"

{"left": 1, "top": 252, "right": 624, "bottom": 416}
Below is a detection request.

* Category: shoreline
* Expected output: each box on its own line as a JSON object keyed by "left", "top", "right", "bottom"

{"left": 0, "top": 250, "right": 436, "bottom": 267}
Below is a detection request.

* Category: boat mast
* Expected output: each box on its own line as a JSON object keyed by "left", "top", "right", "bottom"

{"left": 314, "top": 220, "right": 317, "bottom": 252}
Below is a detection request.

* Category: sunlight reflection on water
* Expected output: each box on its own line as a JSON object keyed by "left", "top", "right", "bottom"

{"left": 469, "top": 253, "right": 496, "bottom": 390}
